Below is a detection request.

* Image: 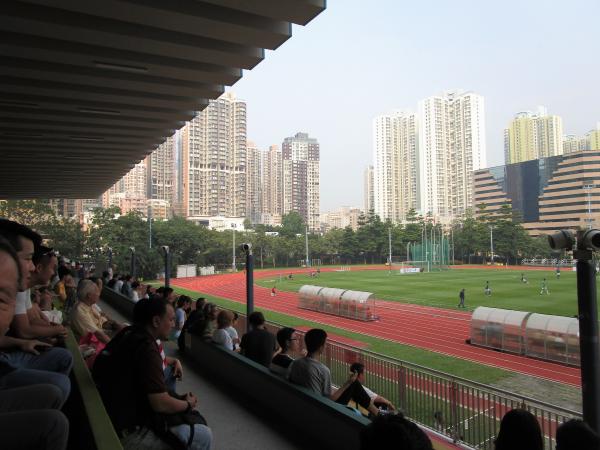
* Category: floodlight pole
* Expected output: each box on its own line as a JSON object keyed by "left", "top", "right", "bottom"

{"left": 388, "top": 227, "right": 392, "bottom": 272}
{"left": 244, "top": 246, "right": 254, "bottom": 332}
{"left": 574, "top": 230, "right": 600, "bottom": 434}
{"left": 489, "top": 225, "right": 494, "bottom": 264}
{"left": 305, "top": 225, "right": 310, "bottom": 268}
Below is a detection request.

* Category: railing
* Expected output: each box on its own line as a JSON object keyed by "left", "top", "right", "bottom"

{"left": 521, "top": 258, "right": 574, "bottom": 267}
{"left": 235, "top": 315, "right": 581, "bottom": 450}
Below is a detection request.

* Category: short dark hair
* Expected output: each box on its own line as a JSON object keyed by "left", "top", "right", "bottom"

{"left": 102, "top": 271, "right": 109, "bottom": 278}
{"left": 163, "top": 287, "right": 174, "bottom": 297}
{"left": 248, "top": 311, "right": 265, "bottom": 328}
{"left": 32, "top": 245, "right": 55, "bottom": 266}
{"left": 0, "top": 219, "right": 42, "bottom": 251}
{"left": 58, "top": 265, "right": 71, "bottom": 280}
{"left": 556, "top": 419, "right": 600, "bottom": 450}
{"left": 133, "top": 298, "right": 170, "bottom": 327}
{"left": 176, "top": 295, "right": 191, "bottom": 309}
{"left": 304, "top": 328, "right": 327, "bottom": 354}
{"left": 360, "top": 413, "right": 433, "bottom": 450}
{"left": 131, "top": 281, "right": 140, "bottom": 289}
{"left": 0, "top": 236, "right": 22, "bottom": 285}
{"left": 350, "top": 362, "right": 365, "bottom": 375}
{"left": 276, "top": 327, "right": 296, "bottom": 351}
{"left": 495, "top": 409, "right": 543, "bottom": 450}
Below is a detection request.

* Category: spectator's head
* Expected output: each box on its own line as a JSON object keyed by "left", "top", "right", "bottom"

{"left": 77, "top": 279, "right": 100, "bottom": 305}
{"left": 232, "top": 311, "right": 239, "bottom": 323}
{"left": 350, "top": 362, "right": 366, "bottom": 381}
{"left": 0, "top": 237, "right": 21, "bottom": 335}
{"left": 32, "top": 245, "right": 57, "bottom": 286}
{"left": 102, "top": 271, "right": 109, "bottom": 279}
{"left": 304, "top": 328, "right": 327, "bottom": 355}
{"left": 133, "top": 298, "right": 174, "bottom": 340}
{"left": 217, "top": 310, "right": 234, "bottom": 329}
{"left": 163, "top": 287, "right": 175, "bottom": 302}
{"left": 495, "top": 409, "right": 543, "bottom": 450}
{"left": 176, "top": 295, "right": 191, "bottom": 309}
{"left": 248, "top": 311, "right": 265, "bottom": 329}
{"left": 0, "top": 219, "right": 42, "bottom": 291}
{"left": 360, "top": 412, "right": 433, "bottom": 450}
{"left": 556, "top": 419, "right": 600, "bottom": 450}
{"left": 131, "top": 281, "right": 140, "bottom": 290}
{"left": 196, "top": 297, "right": 207, "bottom": 311}
{"left": 58, "top": 264, "right": 71, "bottom": 280}
{"left": 277, "top": 327, "right": 298, "bottom": 353}
{"left": 203, "top": 303, "right": 217, "bottom": 320}
{"left": 124, "top": 275, "right": 132, "bottom": 282}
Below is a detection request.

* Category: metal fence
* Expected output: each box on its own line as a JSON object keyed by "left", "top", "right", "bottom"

{"left": 233, "top": 314, "right": 581, "bottom": 450}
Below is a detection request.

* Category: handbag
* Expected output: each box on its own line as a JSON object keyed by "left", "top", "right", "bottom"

{"left": 151, "top": 392, "right": 208, "bottom": 449}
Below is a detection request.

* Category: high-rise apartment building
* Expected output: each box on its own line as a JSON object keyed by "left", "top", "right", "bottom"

{"left": 281, "top": 132, "right": 320, "bottom": 231}
{"left": 563, "top": 124, "right": 600, "bottom": 154}
{"left": 182, "top": 92, "right": 247, "bottom": 219}
{"left": 363, "top": 165, "right": 374, "bottom": 213}
{"left": 373, "top": 112, "right": 419, "bottom": 222}
{"left": 246, "top": 141, "right": 262, "bottom": 223}
{"left": 102, "top": 160, "right": 148, "bottom": 215}
{"left": 146, "top": 134, "right": 175, "bottom": 216}
{"left": 504, "top": 107, "right": 563, "bottom": 164}
{"left": 260, "top": 144, "right": 282, "bottom": 222}
{"left": 122, "top": 161, "right": 147, "bottom": 198}
{"left": 419, "top": 91, "right": 486, "bottom": 220}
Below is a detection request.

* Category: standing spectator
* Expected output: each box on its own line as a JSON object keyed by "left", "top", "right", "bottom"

{"left": 271, "top": 286, "right": 276, "bottom": 297}
{"left": 556, "top": 419, "right": 600, "bottom": 450}
{"left": 163, "top": 287, "right": 177, "bottom": 305}
{"left": 93, "top": 298, "right": 212, "bottom": 449}
{"left": 212, "top": 310, "right": 235, "bottom": 350}
{"left": 494, "top": 409, "right": 543, "bottom": 450}
{"left": 270, "top": 327, "right": 299, "bottom": 375}
{"left": 239, "top": 311, "right": 277, "bottom": 367}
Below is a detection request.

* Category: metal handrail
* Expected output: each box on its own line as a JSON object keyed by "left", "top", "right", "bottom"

{"left": 235, "top": 313, "right": 581, "bottom": 449}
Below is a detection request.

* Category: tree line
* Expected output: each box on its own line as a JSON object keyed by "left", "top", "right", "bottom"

{"left": 0, "top": 201, "right": 557, "bottom": 279}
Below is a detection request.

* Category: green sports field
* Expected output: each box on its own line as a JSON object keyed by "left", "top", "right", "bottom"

{"left": 256, "top": 267, "right": 593, "bottom": 317}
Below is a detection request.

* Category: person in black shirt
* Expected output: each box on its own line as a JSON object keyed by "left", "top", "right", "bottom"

{"left": 270, "top": 327, "right": 299, "bottom": 375}
{"left": 239, "top": 312, "right": 276, "bottom": 367}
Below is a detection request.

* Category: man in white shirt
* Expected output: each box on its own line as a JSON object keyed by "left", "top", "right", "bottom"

{"left": 0, "top": 220, "right": 72, "bottom": 403}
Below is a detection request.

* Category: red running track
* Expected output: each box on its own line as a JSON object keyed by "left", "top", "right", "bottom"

{"left": 172, "top": 267, "right": 581, "bottom": 387}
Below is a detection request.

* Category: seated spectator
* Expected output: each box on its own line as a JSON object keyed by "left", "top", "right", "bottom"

{"left": 71, "top": 279, "right": 123, "bottom": 344}
{"left": 177, "top": 298, "right": 205, "bottom": 351}
{"left": 239, "top": 311, "right": 277, "bottom": 367}
{"left": 0, "top": 231, "right": 71, "bottom": 404}
{"left": 37, "top": 286, "right": 63, "bottom": 325}
{"left": 270, "top": 327, "right": 299, "bottom": 375}
{"left": 190, "top": 303, "right": 218, "bottom": 341}
{"left": 54, "top": 265, "right": 74, "bottom": 305}
{"left": 360, "top": 412, "right": 433, "bottom": 450}
{"left": 102, "top": 270, "right": 110, "bottom": 287}
{"left": 172, "top": 295, "right": 190, "bottom": 339}
{"left": 163, "top": 287, "right": 177, "bottom": 305}
{"left": 288, "top": 328, "right": 376, "bottom": 415}
{"left": 226, "top": 312, "right": 240, "bottom": 350}
{"left": 130, "top": 281, "right": 141, "bottom": 302}
{"left": 144, "top": 285, "right": 155, "bottom": 299}
{"left": 212, "top": 310, "right": 235, "bottom": 350}
{"left": 120, "top": 275, "right": 133, "bottom": 298}
{"left": 495, "top": 409, "right": 543, "bottom": 450}
{"left": 556, "top": 419, "right": 600, "bottom": 450}
{"left": 344, "top": 362, "right": 396, "bottom": 413}
{"left": 93, "top": 298, "right": 212, "bottom": 450}
{"left": 114, "top": 275, "right": 124, "bottom": 294}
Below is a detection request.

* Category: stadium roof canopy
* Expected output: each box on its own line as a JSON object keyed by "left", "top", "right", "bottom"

{"left": 0, "top": 0, "right": 325, "bottom": 198}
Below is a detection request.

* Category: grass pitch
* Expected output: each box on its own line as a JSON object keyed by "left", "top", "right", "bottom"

{"left": 256, "top": 267, "right": 589, "bottom": 317}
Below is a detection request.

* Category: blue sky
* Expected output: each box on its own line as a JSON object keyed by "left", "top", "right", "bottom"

{"left": 230, "top": 0, "right": 600, "bottom": 211}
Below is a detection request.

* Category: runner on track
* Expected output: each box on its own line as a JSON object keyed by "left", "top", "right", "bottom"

{"left": 271, "top": 286, "right": 277, "bottom": 297}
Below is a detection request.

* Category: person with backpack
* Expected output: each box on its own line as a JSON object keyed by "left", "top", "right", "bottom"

{"left": 93, "top": 298, "right": 212, "bottom": 449}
